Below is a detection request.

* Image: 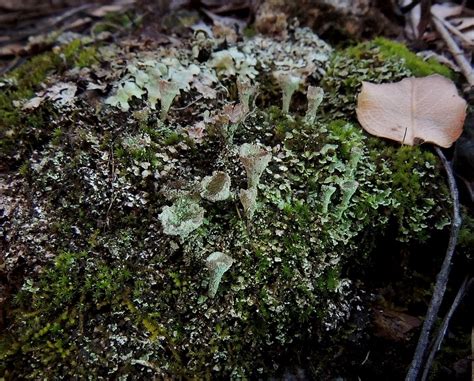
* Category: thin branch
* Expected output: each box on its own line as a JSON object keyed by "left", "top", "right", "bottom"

{"left": 431, "top": 12, "right": 474, "bottom": 87}
{"left": 421, "top": 277, "right": 472, "bottom": 381}
{"left": 472, "top": 325, "right": 474, "bottom": 381}
{"left": 438, "top": 17, "right": 474, "bottom": 47}
{"left": 405, "top": 147, "right": 462, "bottom": 381}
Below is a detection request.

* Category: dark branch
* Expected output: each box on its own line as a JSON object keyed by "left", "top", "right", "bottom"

{"left": 405, "top": 147, "right": 462, "bottom": 381}
{"left": 421, "top": 277, "right": 473, "bottom": 381}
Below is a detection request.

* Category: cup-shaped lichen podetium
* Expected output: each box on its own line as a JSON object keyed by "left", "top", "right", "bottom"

{"left": 158, "top": 198, "right": 205, "bottom": 239}
{"left": 158, "top": 79, "right": 181, "bottom": 121}
{"left": 237, "top": 76, "right": 256, "bottom": 114}
{"left": 205, "top": 252, "right": 234, "bottom": 298}
{"left": 320, "top": 184, "right": 337, "bottom": 214}
{"left": 239, "top": 143, "right": 272, "bottom": 189}
{"left": 305, "top": 86, "right": 324, "bottom": 125}
{"left": 335, "top": 180, "right": 359, "bottom": 220}
{"left": 200, "top": 171, "right": 231, "bottom": 202}
{"left": 239, "top": 187, "right": 258, "bottom": 220}
{"left": 273, "top": 71, "right": 302, "bottom": 114}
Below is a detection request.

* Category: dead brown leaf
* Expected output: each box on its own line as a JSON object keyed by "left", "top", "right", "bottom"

{"left": 373, "top": 307, "right": 422, "bottom": 342}
{"left": 356, "top": 74, "right": 466, "bottom": 148}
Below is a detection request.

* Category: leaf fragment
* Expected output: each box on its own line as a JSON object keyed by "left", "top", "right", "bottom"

{"left": 356, "top": 74, "right": 467, "bottom": 148}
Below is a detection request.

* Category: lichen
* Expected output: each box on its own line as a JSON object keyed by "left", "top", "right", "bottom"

{"left": 239, "top": 143, "right": 272, "bottom": 189}
{"left": 0, "top": 22, "right": 458, "bottom": 380}
{"left": 200, "top": 171, "right": 231, "bottom": 202}
{"left": 205, "top": 252, "right": 234, "bottom": 297}
{"left": 159, "top": 198, "right": 205, "bottom": 239}
{"left": 305, "top": 85, "right": 324, "bottom": 124}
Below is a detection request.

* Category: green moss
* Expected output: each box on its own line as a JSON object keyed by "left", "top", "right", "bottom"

{"left": 18, "top": 161, "right": 30, "bottom": 177}
{"left": 14, "top": 251, "right": 130, "bottom": 312}
{"left": 243, "top": 26, "right": 257, "bottom": 38}
{"left": 0, "top": 39, "right": 101, "bottom": 168}
{"left": 342, "top": 37, "right": 452, "bottom": 80}
{"left": 366, "top": 142, "right": 450, "bottom": 241}
{"left": 76, "top": 46, "right": 99, "bottom": 68}
{"left": 163, "top": 131, "right": 183, "bottom": 145}
{"left": 61, "top": 39, "right": 100, "bottom": 68}
{"left": 372, "top": 37, "right": 453, "bottom": 78}
{"left": 344, "top": 38, "right": 453, "bottom": 78}
{"left": 0, "top": 249, "right": 136, "bottom": 377}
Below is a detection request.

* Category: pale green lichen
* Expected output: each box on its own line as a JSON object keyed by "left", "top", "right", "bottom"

{"left": 305, "top": 86, "right": 324, "bottom": 125}
{"left": 335, "top": 180, "right": 359, "bottom": 220}
{"left": 205, "top": 252, "right": 234, "bottom": 298}
{"left": 239, "top": 187, "right": 258, "bottom": 220}
{"left": 158, "top": 198, "right": 205, "bottom": 239}
{"left": 105, "top": 81, "right": 145, "bottom": 111}
{"left": 210, "top": 47, "right": 258, "bottom": 78}
{"left": 213, "top": 103, "right": 246, "bottom": 145}
{"left": 157, "top": 79, "right": 181, "bottom": 120}
{"left": 105, "top": 60, "right": 200, "bottom": 116}
{"left": 239, "top": 143, "right": 272, "bottom": 189}
{"left": 274, "top": 71, "right": 302, "bottom": 114}
{"left": 200, "top": 171, "right": 231, "bottom": 202}
{"left": 320, "top": 184, "right": 337, "bottom": 214}
{"left": 237, "top": 76, "right": 257, "bottom": 113}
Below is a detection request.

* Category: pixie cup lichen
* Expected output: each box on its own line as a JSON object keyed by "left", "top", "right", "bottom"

{"left": 336, "top": 180, "right": 359, "bottom": 220}
{"left": 205, "top": 252, "right": 234, "bottom": 298}
{"left": 158, "top": 198, "right": 205, "bottom": 239}
{"left": 239, "top": 187, "right": 258, "bottom": 220}
{"left": 305, "top": 86, "right": 324, "bottom": 125}
{"left": 321, "top": 184, "right": 337, "bottom": 214}
{"left": 239, "top": 143, "right": 272, "bottom": 189}
{"left": 273, "top": 71, "right": 303, "bottom": 114}
{"left": 200, "top": 171, "right": 231, "bottom": 202}
{"left": 237, "top": 76, "right": 257, "bottom": 114}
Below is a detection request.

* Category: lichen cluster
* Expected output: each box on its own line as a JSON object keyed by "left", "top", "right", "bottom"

{"left": 0, "top": 23, "right": 456, "bottom": 379}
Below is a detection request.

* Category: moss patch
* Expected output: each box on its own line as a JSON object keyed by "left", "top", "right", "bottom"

{"left": 0, "top": 39, "right": 100, "bottom": 169}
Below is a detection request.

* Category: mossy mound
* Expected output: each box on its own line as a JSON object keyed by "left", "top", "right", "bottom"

{"left": 0, "top": 26, "right": 458, "bottom": 379}
{"left": 0, "top": 39, "right": 99, "bottom": 171}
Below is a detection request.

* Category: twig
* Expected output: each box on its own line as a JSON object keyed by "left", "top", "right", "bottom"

{"left": 2, "top": 4, "right": 93, "bottom": 41}
{"left": 421, "top": 276, "right": 472, "bottom": 381}
{"left": 438, "top": 17, "right": 474, "bottom": 47}
{"left": 472, "top": 325, "right": 474, "bottom": 381}
{"left": 431, "top": 12, "right": 474, "bottom": 87}
{"left": 171, "top": 96, "right": 204, "bottom": 111}
{"left": 0, "top": 55, "right": 22, "bottom": 75}
{"left": 405, "top": 147, "right": 462, "bottom": 381}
